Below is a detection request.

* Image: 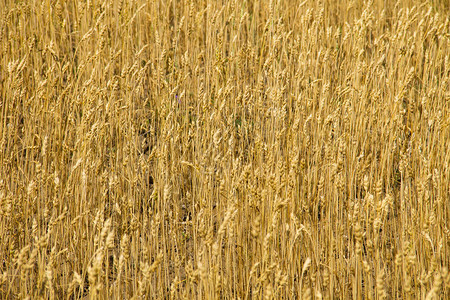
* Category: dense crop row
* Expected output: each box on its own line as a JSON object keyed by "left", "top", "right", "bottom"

{"left": 1, "top": 0, "right": 449, "bottom": 298}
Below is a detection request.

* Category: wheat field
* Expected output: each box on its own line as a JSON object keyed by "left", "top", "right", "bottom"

{"left": 0, "top": 0, "right": 449, "bottom": 299}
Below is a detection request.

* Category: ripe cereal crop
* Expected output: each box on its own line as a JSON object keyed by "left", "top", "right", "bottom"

{"left": 0, "top": 0, "right": 449, "bottom": 299}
